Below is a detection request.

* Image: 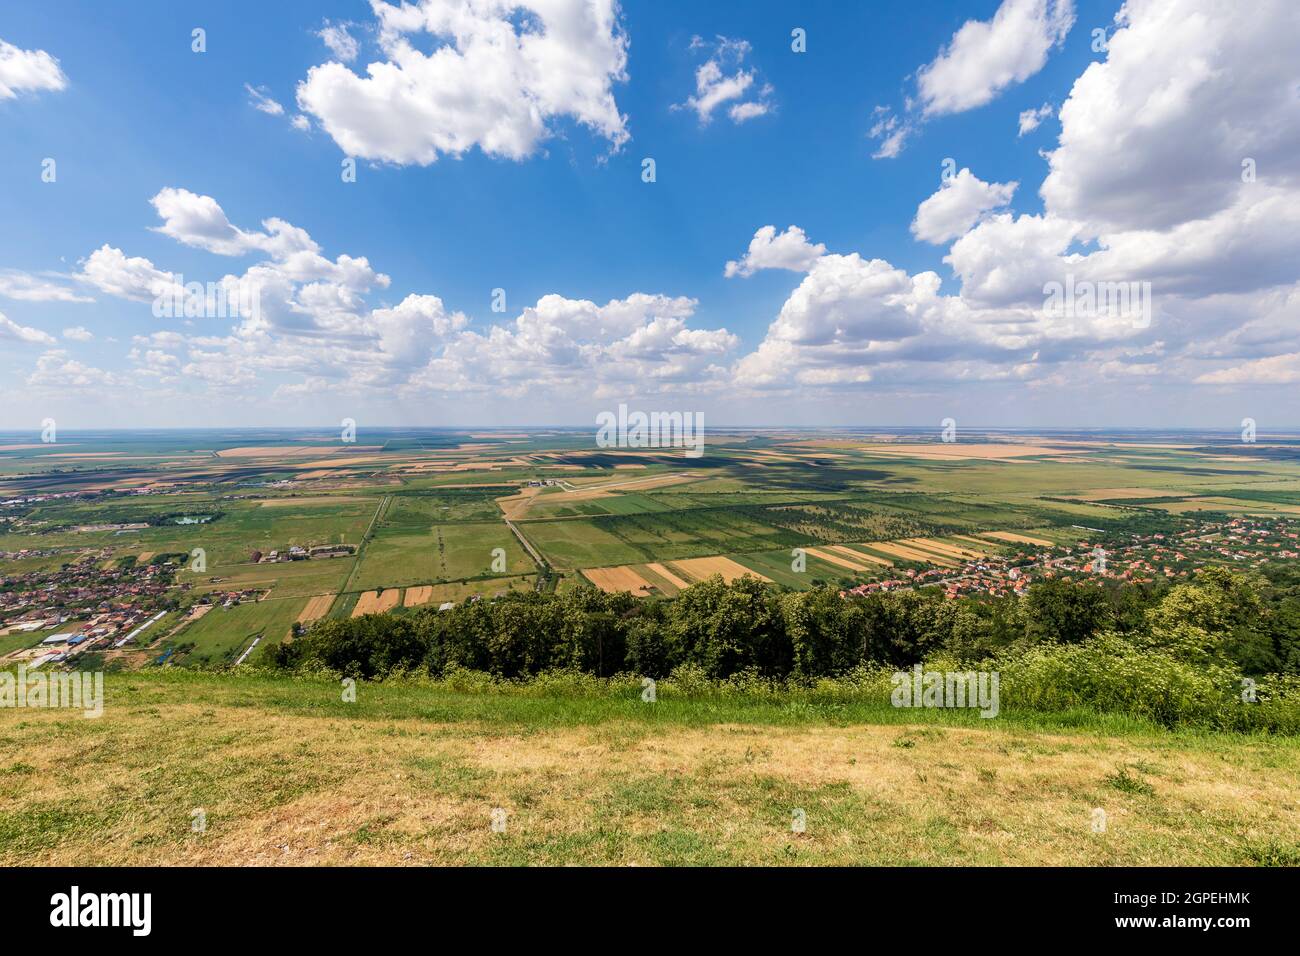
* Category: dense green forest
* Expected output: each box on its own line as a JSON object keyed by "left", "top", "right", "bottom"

{"left": 271, "top": 565, "right": 1300, "bottom": 732}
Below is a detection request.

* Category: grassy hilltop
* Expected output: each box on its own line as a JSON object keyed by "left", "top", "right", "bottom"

{"left": 1, "top": 669, "right": 1297, "bottom": 867}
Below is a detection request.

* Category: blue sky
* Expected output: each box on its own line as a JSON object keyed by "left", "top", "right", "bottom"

{"left": 1, "top": 0, "right": 1298, "bottom": 429}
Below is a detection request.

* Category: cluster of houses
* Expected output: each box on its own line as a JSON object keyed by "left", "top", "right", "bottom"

{"left": 840, "top": 517, "right": 1300, "bottom": 602}
{"left": 0, "top": 490, "right": 86, "bottom": 509}
{"left": 201, "top": 589, "right": 265, "bottom": 609}
{"left": 842, "top": 561, "right": 1035, "bottom": 600}
{"left": 6, "top": 605, "right": 172, "bottom": 667}
{"left": 0, "top": 555, "right": 175, "bottom": 621}
{"left": 0, "top": 548, "right": 185, "bottom": 663}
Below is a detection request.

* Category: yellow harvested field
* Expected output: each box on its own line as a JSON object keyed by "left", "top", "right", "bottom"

{"left": 563, "top": 472, "right": 701, "bottom": 500}
{"left": 866, "top": 541, "right": 957, "bottom": 566}
{"left": 670, "top": 556, "right": 771, "bottom": 584}
{"left": 217, "top": 445, "right": 369, "bottom": 458}
{"left": 785, "top": 439, "right": 868, "bottom": 449}
{"left": 298, "top": 456, "right": 390, "bottom": 469}
{"left": 1055, "top": 440, "right": 1199, "bottom": 449}
{"left": 981, "top": 531, "right": 1057, "bottom": 547}
{"left": 451, "top": 458, "right": 533, "bottom": 471}
{"left": 833, "top": 545, "right": 893, "bottom": 566}
{"left": 581, "top": 566, "right": 654, "bottom": 596}
{"left": 403, "top": 586, "right": 434, "bottom": 607}
{"left": 855, "top": 443, "right": 1064, "bottom": 460}
{"left": 297, "top": 594, "right": 335, "bottom": 624}
{"left": 805, "top": 547, "right": 874, "bottom": 572}
{"left": 497, "top": 490, "right": 545, "bottom": 521}
{"left": 645, "top": 562, "right": 690, "bottom": 590}
{"left": 137, "top": 552, "right": 155, "bottom": 562}
{"left": 352, "top": 589, "right": 401, "bottom": 617}
{"left": 897, "top": 538, "right": 982, "bottom": 560}
{"left": 1155, "top": 496, "right": 1300, "bottom": 516}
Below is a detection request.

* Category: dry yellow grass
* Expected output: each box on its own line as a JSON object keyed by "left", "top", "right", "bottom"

{"left": 297, "top": 594, "right": 336, "bottom": 624}
{"left": 982, "top": 531, "right": 1057, "bottom": 547}
{"left": 137, "top": 551, "right": 155, "bottom": 562}
{"left": 1, "top": 673, "right": 1295, "bottom": 866}
{"left": 645, "top": 562, "right": 690, "bottom": 590}
{"left": 404, "top": 586, "right": 434, "bottom": 608}
{"left": 582, "top": 566, "right": 654, "bottom": 596}
{"left": 670, "top": 556, "right": 772, "bottom": 584}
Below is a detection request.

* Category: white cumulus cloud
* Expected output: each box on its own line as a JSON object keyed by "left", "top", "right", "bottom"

{"left": 296, "top": 0, "right": 630, "bottom": 165}
{"left": 0, "top": 38, "right": 67, "bottom": 99}
{"left": 912, "top": 169, "right": 1019, "bottom": 244}
{"left": 725, "top": 226, "right": 827, "bottom": 278}
{"left": 917, "top": 0, "right": 1075, "bottom": 117}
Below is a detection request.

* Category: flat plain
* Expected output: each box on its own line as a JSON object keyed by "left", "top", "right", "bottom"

{"left": 8, "top": 427, "right": 1300, "bottom": 669}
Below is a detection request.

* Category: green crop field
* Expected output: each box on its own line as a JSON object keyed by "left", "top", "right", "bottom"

{"left": 352, "top": 522, "right": 534, "bottom": 589}
{"left": 161, "top": 597, "right": 310, "bottom": 667}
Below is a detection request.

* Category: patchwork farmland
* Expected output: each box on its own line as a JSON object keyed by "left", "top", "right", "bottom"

{"left": 8, "top": 425, "right": 1300, "bottom": 669}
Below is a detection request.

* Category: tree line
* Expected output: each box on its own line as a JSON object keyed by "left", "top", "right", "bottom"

{"left": 272, "top": 565, "right": 1300, "bottom": 683}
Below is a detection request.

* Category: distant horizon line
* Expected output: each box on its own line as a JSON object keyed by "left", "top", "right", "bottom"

{"left": 2, "top": 425, "right": 1299, "bottom": 435}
